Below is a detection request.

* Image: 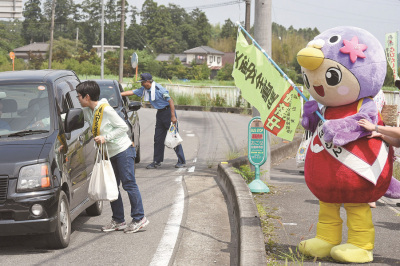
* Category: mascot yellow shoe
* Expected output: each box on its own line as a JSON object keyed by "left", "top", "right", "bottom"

{"left": 299, "top": 238, "right": 336, "bottom": 258}
{"left": 297, "top": 26, "right": 393, "bottom": 263}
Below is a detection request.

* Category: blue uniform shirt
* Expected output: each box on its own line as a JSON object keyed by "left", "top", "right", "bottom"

{"left": 132, "top": 82, "right": 171, "bottom": 109}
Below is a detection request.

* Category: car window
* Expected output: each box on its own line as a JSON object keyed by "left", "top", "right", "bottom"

{"left": 98, "top": 83, "right": 119, "bottom": 108}
{"left": 0, "top": 84, "right": 51, "bottom": 136}
{"left": 55, "top": 81, "right": 73, "bottom": 113}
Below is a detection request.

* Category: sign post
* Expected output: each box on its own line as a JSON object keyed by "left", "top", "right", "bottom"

{"left": 9, "top": 52, "right": 15, "bottom": 71}
{"left": 131, "top": 52, "right": 138, "bottom": 82}
{"left": 248, "top": 117, "right": 269, "bottom": 193}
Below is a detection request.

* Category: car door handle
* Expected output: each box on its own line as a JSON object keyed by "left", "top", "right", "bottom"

{"left": 79, "top": 134, "right": 84, "bottom": 145}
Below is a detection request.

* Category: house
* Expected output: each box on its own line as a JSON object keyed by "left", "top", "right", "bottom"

{"left": 13, "top": 42, "right": 49, "bottom": 61}
{"left": 92, "top": 45, "right": 127, "bottom": 57}
{"left": 183, "top": 46, "right": 224, "bottom": 69}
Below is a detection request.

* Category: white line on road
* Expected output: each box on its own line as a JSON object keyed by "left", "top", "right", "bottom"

{"left": 176, "top": 168, "right": 186, "bottom": 173}
{"left": 193, "top": 158, "right": 197, "bottom": 163}
{"left": 186, "top": 133, "right": 195, "bottom": 137}
{"left": 188, "top": 166, "right": 195, "bottom": 172}
{"left": 150, "top": 176, "right": 184, "bottom": 266}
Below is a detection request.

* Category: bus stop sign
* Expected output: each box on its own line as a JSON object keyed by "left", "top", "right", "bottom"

{"left": 247, "top": 117, "right": 269, "bottom": 193}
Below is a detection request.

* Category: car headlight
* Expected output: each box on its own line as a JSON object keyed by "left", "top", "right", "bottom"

{"left": 17, "top": 163, "right": 51, "bottom": 192}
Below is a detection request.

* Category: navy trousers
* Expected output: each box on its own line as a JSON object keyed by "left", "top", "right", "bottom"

{"left": 154, "top": 108, "right": 186, "bottom": 164}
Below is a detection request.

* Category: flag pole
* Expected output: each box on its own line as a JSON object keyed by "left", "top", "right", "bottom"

{"left": 236, "top": 22, "right": 325, "bottom": 122}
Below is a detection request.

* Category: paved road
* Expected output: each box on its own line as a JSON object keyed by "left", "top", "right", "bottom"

{"left": 0, "top": 108, "right": 252, "bottom": 265}
{"left": 267, "top": 157, "right": 400, "bottom": 265}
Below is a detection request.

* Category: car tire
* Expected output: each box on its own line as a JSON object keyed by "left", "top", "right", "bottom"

{"left": 86, "top": 200, "right": 103, "bottom": 216}
{"left": 47, "top": 190, "right": 71, "bottom": 249}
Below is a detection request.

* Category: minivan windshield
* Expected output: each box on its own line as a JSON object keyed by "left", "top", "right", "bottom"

{"left": 0, "top": 84, "right": 51, "bottom": 137}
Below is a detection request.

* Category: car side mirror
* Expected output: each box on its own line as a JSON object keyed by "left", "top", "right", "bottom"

{"left": 64, "top": 108, "right": 84, "bottom": 135}
{"left": 128, "top": 101, "right": 142, "bottom": 111}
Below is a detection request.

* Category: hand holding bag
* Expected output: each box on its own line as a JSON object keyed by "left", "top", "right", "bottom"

{"left": 296, "top": 130, "right": 312, "bottom": 168}
{"left": 164, "top": 122, "right": 183, "bottom": 149}
{"left": 88, "top": 143, "right": 119, "bottom": 201}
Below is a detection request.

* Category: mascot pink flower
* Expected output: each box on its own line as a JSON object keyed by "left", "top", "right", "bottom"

{"left": 297, "top": 26, "right": 393, "bottom": 263}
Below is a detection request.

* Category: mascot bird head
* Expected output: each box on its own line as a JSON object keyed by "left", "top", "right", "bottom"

{"left": 297, "top": 26, "right": 386, "bottom": 107}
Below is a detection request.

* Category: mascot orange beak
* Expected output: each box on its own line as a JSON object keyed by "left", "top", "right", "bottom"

{"left": 297, "top": 47, "right": 324, "bottom": 70}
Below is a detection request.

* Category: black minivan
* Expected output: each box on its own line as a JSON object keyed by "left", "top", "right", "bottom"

{"left": 0, "top": 70, "right": 103, "bottom": 248}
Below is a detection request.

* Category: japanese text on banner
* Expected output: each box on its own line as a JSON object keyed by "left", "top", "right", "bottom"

{"left": 232, "top": 30, "right": 301, "bottom": 141}
{"left": 385, "top": 32, "right": 398, "bottom": 81}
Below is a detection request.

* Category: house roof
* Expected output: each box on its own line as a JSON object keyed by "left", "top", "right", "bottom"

{"left": 184, "top": 46, "right": 224, "bottom": 55}
{"left": 155, "top": 53, "right": 186, "bottom": 62}
{"left": 13, "top": 42, "right": 49, "bottom": 52}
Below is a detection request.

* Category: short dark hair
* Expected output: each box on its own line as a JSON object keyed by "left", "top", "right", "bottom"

{"left": 76, "top": 81, "right": 100, "bottom": 101}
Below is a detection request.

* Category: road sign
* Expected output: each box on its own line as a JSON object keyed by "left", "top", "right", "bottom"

{"left": 131, "top": 52, "right": 138, "bottom": 69}
{"left": 247, "top": 117, "right": 269, "bottom": 193}
{"left": 0, "top": 0, "right": 23, "bottom": 18}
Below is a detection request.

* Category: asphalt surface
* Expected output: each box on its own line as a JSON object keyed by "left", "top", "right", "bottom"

{"left": 0, "top": 108, "right": 251, "bottom": 265}
{"left": 265, "top": 156, "right": 400, "bottom": 265}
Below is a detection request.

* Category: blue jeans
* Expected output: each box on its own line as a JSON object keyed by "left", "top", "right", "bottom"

{"left": 154, "top": 108, "right": 186, "bottom": 164}
{"left": 110, "top": 146, "right": 144, "bottom": 223}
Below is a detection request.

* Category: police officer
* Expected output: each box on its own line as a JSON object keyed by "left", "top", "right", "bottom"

{"left": 121, "top": 73, "right": 186, "bottom": 169}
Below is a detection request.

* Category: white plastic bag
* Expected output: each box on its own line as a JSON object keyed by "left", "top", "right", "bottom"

{"left": 296, "top": 131, "right": 312, "bottom": 168}
{"left": 88, "top": 143, "right": 119, "bottom": 201}
{"left": 164, "top": 122, "right": 183, "bottom": 149}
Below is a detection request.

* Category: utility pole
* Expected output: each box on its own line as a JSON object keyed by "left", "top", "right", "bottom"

{"left": 254, "top": 0, "right": 271, "bottom": 55}
{"left": 253, "top": 0, "right": 272, "bottom": 182}
{"left": 76, "top": 27, "right": 79, "bottom": 49}
{"left": 118, "top": 0, "right": 126, "bottom": 84}
{"left": 245, "top": 0, "right": 251, "bottom": 42}
{"left": 48, "top": 0, "right": 56, "bottom": 69}
{"left": 101, "top": 0, "right": 104, "bottom": 79}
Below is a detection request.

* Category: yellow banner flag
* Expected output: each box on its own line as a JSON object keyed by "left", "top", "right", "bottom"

{"left": 232, "top": 30, "right": 301, "bottom": 141}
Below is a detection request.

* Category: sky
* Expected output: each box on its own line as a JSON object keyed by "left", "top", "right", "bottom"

{"left": 18, "top": 0, "right": 400, "bottom": 47}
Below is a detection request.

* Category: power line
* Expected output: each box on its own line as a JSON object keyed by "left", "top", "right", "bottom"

{"left": 183, "top": 0, "right": 245, "bottom": 11}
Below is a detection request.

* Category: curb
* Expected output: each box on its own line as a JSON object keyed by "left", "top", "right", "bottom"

{"left": 216, "top": 134, "right": 302, "bottom": 265}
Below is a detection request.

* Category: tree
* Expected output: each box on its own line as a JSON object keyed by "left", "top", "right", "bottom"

{"left": 0, "top": 21, "right": 24, "bottom": 53}
{"left": 216, "top": 63, "right": 233, "bottom": 81}
{"left": 125, "top": 6, "right": 144, "bottom": 50}
{"left": 22, "top": 0, "right": 47, "bottom": 43}
{"left": 220, "top": 19, "right": 236, "bottom": 39}
{"left": 80, "top": 0, "right": 102, "bottom": 50}
{"left": 190, "top": 9, "right": 211, "bottom": 46}
{"left": 141, "top": 2, "right": 178, "bottom": 53}
{"left": 51, "top": 37, "right": 83, "bottom": 62}
{"left": 43, "top": 0, "right": 77, "bottom": 40}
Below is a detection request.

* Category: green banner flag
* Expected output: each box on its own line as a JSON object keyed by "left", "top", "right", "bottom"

{"left": 232, "top": 30, "right": 301, "bottom": 141}
{"left": 385, "top": 32, "right": 398, "bottom": 81}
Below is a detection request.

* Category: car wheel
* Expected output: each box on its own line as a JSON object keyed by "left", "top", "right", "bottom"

{"left": 86, "top": 200, "right": 103, "bottom": 216}
{"left": 47, "top": 190, "right": 71, "bottom": 249}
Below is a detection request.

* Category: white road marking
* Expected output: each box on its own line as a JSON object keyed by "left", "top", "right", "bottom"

{"left": 150, "top": 176, "right": 184, "bottom": 266}
{"left": 282, "top": 223, "right": 297, "bottom": 226}
{"left": 186, "top": 134, "right": 195, "bottom": 137}
{"left": 176, "top": 168, "right": 186, "bottom": 173}
{"left": 193, "top": 158, "right": 197, "bottom": 163}
{"left": 188, "top": 166, "right": 195, "bottom": 172}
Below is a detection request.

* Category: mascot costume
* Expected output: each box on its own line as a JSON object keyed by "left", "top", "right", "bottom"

{"left": 297, "top": 26, "right": 394, "bottom": 263}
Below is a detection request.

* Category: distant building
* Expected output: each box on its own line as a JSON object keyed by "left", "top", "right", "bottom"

{"left": 154, "top": 46, "right": 225, "bottom": 79}
{"left": 222, "top": 52, "right": 235, "bottom": 67}
{"left": 183, "top": 46, "right": 224, "bottom": 69}
{"left": 13, "top": 42, "right": 49, "bottom": 61}
{"left": 92, "top": 45, "right": 127, "bottom": 57}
